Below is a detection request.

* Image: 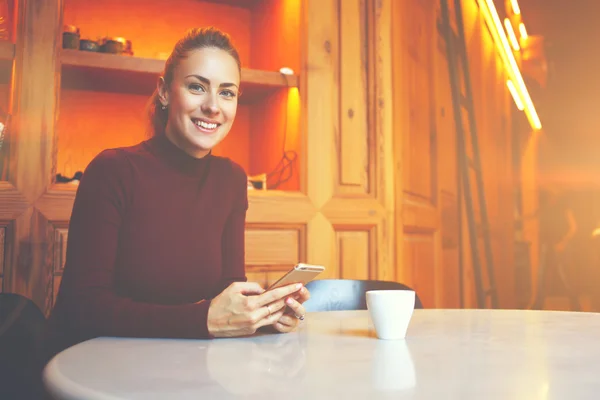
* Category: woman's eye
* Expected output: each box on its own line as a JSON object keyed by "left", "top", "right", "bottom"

{"left": 189, "top": 83, "right": 205, "bottom": 92}
{"left": 221, "top": 90, "right": 237, "bottom": 98}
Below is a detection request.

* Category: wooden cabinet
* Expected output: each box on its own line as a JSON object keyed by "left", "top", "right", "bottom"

{"left": 0, "top": 0, "right": 398, "bottom": 314}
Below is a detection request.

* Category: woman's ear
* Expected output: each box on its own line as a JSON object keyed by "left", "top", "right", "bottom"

{"left": 157, "top": 76, "right": 169, "bottom": 107}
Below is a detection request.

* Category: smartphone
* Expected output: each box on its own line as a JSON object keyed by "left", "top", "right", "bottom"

{"left": 268, "top": 263, "right": 325, "bottom": 290}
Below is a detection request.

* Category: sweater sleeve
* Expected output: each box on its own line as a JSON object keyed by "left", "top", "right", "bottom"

{"left": 57, "top": 150, "right": 212, "bottom": 340}
{"left": 215, "top": 161, "right": 249, "bottom": 295}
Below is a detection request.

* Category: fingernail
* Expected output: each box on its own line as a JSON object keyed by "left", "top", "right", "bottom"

{"left": 286, "top": 298, "right": 293, "bottom": 305}
{"left": 296, "top": 283, "right": 303, "bottom": 289}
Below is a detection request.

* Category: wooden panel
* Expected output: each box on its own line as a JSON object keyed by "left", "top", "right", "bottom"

{"left": 338, "top": 0, "right": 369, "bottom": 190}
{"left": 404, "top": 231, "right": 436, "bottom": 309}
{"left": 53, "top": 227, "right": 68, "bottom": 274}
{"left": 6, "top": 0, "right": 62, "bottom": 313}
{"left": 247, "top": 191, "right": 316, "bottom": 224}
{"left": 403, "top": 1, "right": 435, "bottom": 201}
{"left": 245, "top": 228, "right": 300, "bottom": 266}
{"left": 402, "top": 200, "right": 438, "bottom": 231}
{"left": 306, "top": 0, "right": 336, "bottom": 209}
{"left": 11, "top": 1, "right": 62, "bottom": 201}
{"left": 321, "top": 197, "right": 384, "bottom": 225}
{"left": 35, "top": 185, "right": 76, "bottom": 222}
{"left": 373, "top": 0, "right": 396, "bottom": 283}
{"left": 0, "top": 181, "right": 29, "bottom": 220}
{"left": 0, "top": 226, "right": 4, "bottom": 276}
{"left": 337, "top": 230, "right": 371, "bottom": 280}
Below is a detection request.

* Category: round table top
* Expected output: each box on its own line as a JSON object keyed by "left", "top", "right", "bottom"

{"left": 43, "top": 309, "right": 600, "bottom": 399}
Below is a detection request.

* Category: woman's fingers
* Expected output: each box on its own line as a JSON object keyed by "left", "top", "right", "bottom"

{"left": 255, "top": 310, "right": 285, "bottom": 330}
{"left": 295, "top": 287, "right": 311, "bottom": 304}
{"left": 285, "top": 297, "right": 306, "bottom": 320}
{"left": 254, "top": 283, "right": 303, "bottom": 308}
{"left": 277, "top": 314, "right": 298, "bottom": 327}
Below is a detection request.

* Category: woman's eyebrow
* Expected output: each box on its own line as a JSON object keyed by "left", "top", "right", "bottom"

{"left": 185, "top": 74, "right": 239, "bottom": 89}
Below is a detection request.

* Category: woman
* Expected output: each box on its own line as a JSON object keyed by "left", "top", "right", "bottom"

{"left": 45, "top": 27, "right": 310, "bottom": 356}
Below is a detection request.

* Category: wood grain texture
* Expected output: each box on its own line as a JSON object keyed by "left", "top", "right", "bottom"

{"left": 247, "top": 190, "right": 316, "bottom": 224}
{"left": 373, "top": 0, "right": 396, "bottom": 283}
{"left": 35, "top": 184, "right": 77, "bottom": 222}
{"left": 11, "top": 0, "right": 63, "bottom": 200}
{"left": 0, "top": 181, "right": 29, "bottom": 219}
{"left": 336, "top": 229, "right": 372, "bottom": 280}
{"left": 306, "top": 0, "right": 336, "bottom": 209}
{"left": 338, "top": 0, "right": 369, "bottom": 191}
{"left": 5, "top": 0, "right": 63, "bottom": 313}
{"left": 321, "top": 196, "right": 384, "bottom": 226}
{"left": 7, "top": 208, "right": 55, "bottom": 315}
{"left": 403, "top": 231, "right": 436, "bottom": 309}
{"left": 245, "top": 226, "right": 302, "bottom": 267}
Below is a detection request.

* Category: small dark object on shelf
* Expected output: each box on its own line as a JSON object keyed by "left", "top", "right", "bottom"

{"left": 62, "top": 24, "right": 80, "bottom": 49}
{"left": 56, "top": 171, "right": 82, "bottom": 183}
{"left": 79, "top": 39, "right": 100, "bottom": 52}
{"left": 100, "top": 37, "right": 127, "bottom": 54}
{"left": 123, "top": 40, "right": 134, "bottom": 56}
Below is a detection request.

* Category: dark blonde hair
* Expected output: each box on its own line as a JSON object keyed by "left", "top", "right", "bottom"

{"left": 147, "top": 27, "right": 242, "bottom": 136}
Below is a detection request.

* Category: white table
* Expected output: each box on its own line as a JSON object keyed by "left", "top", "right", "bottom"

{"left": 44, "top": 309, "right": 600, "bottom": 399}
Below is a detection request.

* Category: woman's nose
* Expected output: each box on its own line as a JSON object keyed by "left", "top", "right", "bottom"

{"left": 201, "top": 93, "right": 220, "bottom": 115}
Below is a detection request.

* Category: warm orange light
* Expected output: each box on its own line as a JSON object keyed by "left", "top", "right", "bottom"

{"left": 507, "top": 80, "right": 524, "bottom": 110}
{"left": 279, "top": 67, "right": 294, "bottom": 75}
{"left": 479, "top": 0, "right": 541, "bottom": 130}
{"left": 519, "top": 23, "right": 528, "bottom": 40}
{"left": 504, "top": 18, "right": 520, "bottom": 51}
{"left": 510, "top": 0, "right": 521, "bottom": 15}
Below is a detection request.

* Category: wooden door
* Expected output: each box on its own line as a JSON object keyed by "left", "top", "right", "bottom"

{"left": 391, "top": 0, "right": 473, "bottom": 309}
{"left": 392, "top": 0, "right": 446, "bottom": 309}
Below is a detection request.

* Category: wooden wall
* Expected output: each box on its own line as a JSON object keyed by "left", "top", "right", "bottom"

{"left": 0, "top": 0, "right": 524, "bottom": 313}
{"left": 392, "top": 0, "right": 516, "bottom": 309}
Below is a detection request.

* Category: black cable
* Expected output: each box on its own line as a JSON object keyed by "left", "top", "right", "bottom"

{"left": 266, "top": 87, "right": 297, "bottom": 190}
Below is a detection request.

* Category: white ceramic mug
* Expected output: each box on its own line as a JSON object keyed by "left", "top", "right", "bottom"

{"left": 366, "top": 290, "right": 415, "bottom": 340}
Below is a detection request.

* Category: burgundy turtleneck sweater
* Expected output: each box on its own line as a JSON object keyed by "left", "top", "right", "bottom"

{"left": 45, "top": 134, "right": 248, "bottom": 355}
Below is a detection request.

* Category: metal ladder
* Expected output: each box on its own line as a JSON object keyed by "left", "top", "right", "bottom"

{"left": 439, "top": 0, "right": 498, "bottom": 308}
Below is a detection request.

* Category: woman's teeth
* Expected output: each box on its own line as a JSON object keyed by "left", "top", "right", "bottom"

{"left": 195, "top": 120, "right": 218, "bottom": 130}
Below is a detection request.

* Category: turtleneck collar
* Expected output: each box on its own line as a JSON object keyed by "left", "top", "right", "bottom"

{"left": 146, "top": 133, "right": 212, "bottom": 175}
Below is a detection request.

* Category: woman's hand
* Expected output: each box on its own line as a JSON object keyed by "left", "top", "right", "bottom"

{"left": 207, "top": 282, "right": 303, "bottom": 338}
{"left": 273, "top": 286, "right": 310, "bottom": 333}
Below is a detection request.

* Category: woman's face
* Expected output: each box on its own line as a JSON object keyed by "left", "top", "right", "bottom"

{"left": 159, "top": 47, "right": 240, "bottom": 158}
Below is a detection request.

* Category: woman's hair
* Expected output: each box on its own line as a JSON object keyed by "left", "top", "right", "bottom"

{"left": 147, "top": 27, "right": 242, "bottom": 136}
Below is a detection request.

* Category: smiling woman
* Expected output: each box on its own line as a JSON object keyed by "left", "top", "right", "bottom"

{"left": 150, "top": 28, "right": 242, "bottom": 158}
{"left": 43, "top": 27, "right": 311, "bottom": 368}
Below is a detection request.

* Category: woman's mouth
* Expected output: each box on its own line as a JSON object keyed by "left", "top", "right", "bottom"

{"left": 192, "top": 118, "right": 220, "bottom": 134}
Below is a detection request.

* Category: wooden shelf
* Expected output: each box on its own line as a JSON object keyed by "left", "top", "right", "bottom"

{"left": 200, "top": 0, "right": 261, "bottom": 8}
{"left": 0, "top": 40, "right": 14, "bottom": 84}
{"left": 60, "top": 49, "right": 298, "bottom": 105}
